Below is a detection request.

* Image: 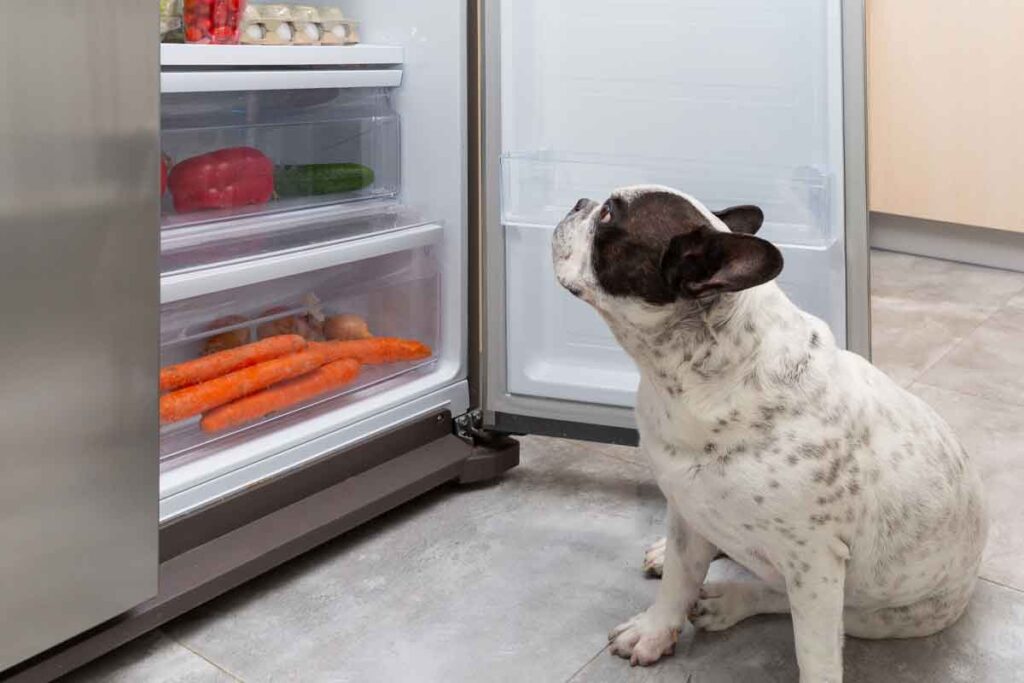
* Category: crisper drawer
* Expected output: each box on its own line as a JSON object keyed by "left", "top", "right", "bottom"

{"left": 159, "top": 224, "right": 441, "bottom": 471}
{"left": 161, "top": 87, "right": 399, "bottom": 229}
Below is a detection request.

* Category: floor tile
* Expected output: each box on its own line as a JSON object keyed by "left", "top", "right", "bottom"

{"left": 869, "top": 297, "right": 987, "bottom": 386}
{"left": 570, "top": 579, "right": 1024, "bottom": 683}
{"left": 869, "top": 251, "right": 1024, "bottom": 385}
{"left": 870, "top": 251, "right": 1024, "bottom": 311}
{"left": 917, "top": 304, "right": 1024, "bottom": 407}
{"left": 910, "top": 384, "right": 1024, "bottom": 590}
{"left": 166, "top": 437, "right": 666, "bottom": 683}
{"left": 62, "top": 631, "right": 238, "bottom": 683}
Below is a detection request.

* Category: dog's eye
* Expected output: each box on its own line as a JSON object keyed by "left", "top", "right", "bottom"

{"left": 599, "top": 204, "right": 613, "bottom": 224}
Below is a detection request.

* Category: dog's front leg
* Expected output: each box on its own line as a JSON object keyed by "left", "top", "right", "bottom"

{"left": 788, "top": 544, "right": 848, "bottom": 683}
{"left": 609, "top": 511, "right": 715, "bottom": 666}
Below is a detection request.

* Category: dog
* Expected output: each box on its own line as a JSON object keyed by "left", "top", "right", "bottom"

{"left": 551, "top": 186, "right": 987, "bottom": 683}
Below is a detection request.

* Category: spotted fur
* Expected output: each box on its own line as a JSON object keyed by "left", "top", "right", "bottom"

{"left": 552, "top": 186, "right": 988, "bottom": 681}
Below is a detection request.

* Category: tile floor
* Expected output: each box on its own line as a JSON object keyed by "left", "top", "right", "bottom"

{"left": 67, "top": 250, "right": 1024, "bottom": 682}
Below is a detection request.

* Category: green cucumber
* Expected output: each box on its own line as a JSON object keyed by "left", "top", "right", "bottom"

{"left": 273, "top": 163, "right": 375, "bottom": 198}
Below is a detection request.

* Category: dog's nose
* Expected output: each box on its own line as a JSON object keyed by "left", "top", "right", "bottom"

{"left": 571, "top": 198, "right": 596, "bottom": 214}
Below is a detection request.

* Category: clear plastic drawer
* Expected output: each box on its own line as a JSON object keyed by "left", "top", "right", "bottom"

{"left": 159, "top": 228, "right": 440, "bottom": 469}
{"left": 161, "top": 87, "right": 400, "bottom": 229}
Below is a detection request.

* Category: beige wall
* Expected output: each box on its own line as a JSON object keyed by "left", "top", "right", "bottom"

{"left": 867, "top": 0, "right": 1024, "bottom": 233}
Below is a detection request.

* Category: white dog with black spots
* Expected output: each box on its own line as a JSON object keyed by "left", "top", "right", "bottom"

{"left": 551, "top": 185, "right": 987, "bottom": 683}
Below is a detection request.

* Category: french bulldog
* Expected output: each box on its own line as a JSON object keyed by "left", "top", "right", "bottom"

{"left": 551, "top": 186, "right": 987, "bottom": 683}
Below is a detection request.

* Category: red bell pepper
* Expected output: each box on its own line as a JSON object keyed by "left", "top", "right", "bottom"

{"left": 168, "top": 147, "right": 274, "bottom": 213}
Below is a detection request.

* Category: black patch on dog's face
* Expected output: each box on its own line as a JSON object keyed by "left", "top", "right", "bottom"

{"left": 589, "top": 190, "right": 783, "bottom": 305}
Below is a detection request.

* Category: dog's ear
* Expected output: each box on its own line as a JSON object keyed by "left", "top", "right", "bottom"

{"left": 660, "top": 230, "right": 783, "bottom": 297}
{"left": 713, "top": 205, "right": 764, "bottom": 235}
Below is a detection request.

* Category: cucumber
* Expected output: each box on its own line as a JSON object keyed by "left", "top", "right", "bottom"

{"left": 273, "top": 163, "right": 375, "bottom": 198}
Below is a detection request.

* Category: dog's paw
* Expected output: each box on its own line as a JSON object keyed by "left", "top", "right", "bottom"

{"left": 608, "top": 611, "right": 679, "bottom": 666}
{"left": 689, "top": 582, "right": 760, "bottom": 632}
{"left": 643, "top": 537, "right": 666, "bottom": 577}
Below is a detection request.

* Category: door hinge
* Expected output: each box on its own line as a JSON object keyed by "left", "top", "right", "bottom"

{"left": 453, "top": 408, "right": 485, "bottom": 444}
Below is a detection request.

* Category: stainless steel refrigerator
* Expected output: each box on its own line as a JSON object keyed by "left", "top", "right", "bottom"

{"left": 0, "top": 0, "right": 868, "bottom": 679}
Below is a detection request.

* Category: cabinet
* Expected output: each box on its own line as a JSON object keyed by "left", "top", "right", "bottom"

{"left": 868, "top": 0, "right": 1024, "bottom": 232}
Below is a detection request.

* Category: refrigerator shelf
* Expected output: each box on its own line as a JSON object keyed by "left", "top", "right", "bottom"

{"left": 161, "top": 199, "right": 425, "bottom": 273}
{"left": 162, "top": 69, "right": 403, "bottom": 93}
{"left": 162, "top": 220, "right": 442, "bottom": 302}
{"left": 161, "top": 43, "right": 404, "bottom": 68}
{"left": 500, "top": 153, "right": 838, "bottom": 249}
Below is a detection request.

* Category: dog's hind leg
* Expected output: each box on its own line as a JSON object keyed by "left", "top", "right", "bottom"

{"left": 643, "top": 537, "right": 668, "bottom": 577}
{"left": 690, "top": 581, "right": 791, "bottom": 631}
{"left": 691, "top": 583, "right": 972, "bottom": 641}
{"left": 843, "top": 590, "right": 971, "bottom": 640}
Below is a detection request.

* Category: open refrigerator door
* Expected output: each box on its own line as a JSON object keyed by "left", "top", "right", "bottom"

{"left": 479, "top": 0, "right": 868, "bottom": 438}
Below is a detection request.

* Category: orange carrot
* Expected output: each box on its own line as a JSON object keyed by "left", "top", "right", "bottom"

{"left": 160, "top": 348, "right": 326, "bottom": 424}
{"left": 310, "top": 338, "right": 432, "bottom": 365}
{"left": 160, "top": 334, "right": 307, "bottom": 392}
{"left": 200, "top": 358, "right": 361, "bottom": 433}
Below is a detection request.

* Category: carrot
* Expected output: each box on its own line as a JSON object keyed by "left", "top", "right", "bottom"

{"left": 160, "top": 334, "right": 307, "bottom": 392}
{"left": 200, "top": 358, "right": 361, "bottom": 433}
{"left": 310, "top": 338, "right": 432, "bottom": 365}
{"left": 160, "top": 348, "right": 326, "bottom": 424}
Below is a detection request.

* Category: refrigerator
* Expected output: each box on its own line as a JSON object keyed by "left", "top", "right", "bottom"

{"left": 0, "top": 0, "right": 868, "bottom": 679}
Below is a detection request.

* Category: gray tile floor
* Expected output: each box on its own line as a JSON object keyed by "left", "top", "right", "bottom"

{"left": 67, "top": 250, "right": 1024, "bottom": 682}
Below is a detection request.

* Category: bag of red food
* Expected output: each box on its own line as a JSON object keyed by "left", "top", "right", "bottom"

{"left": 184, "top": 0, "right": 246, "bottom": 44}
{"left": 168, "top": 147, "right": 274, "bottom": 213}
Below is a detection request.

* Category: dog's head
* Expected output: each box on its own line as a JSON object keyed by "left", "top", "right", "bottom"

{"left": 552, "top": 185, "right": 783, "bottom": 326}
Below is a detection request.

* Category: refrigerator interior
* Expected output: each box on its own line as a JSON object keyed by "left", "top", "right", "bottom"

{"left": 499, "top": 0, "right": 847, "bottom": 406}
{"left": 158, "top": 0, "right": 468, "bottom": 521}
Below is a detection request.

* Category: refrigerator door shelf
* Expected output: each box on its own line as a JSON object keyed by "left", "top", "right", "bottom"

{"left": 160, "top": 230, "right": 443, "bottom": 471}
{"left": 161, "top": 69, "right": 403, "bottom": 93}
{"left": 501, "top": 153, "right": 839, "bottom": 250}
{"left": 161, "top": 88, "right": 400, "bottom": 230}
{"left": 505, "top": 221, "right": 845, "bottom": 407}
{"left": 161, "top": 43, "right": 404, "bottom": 68}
